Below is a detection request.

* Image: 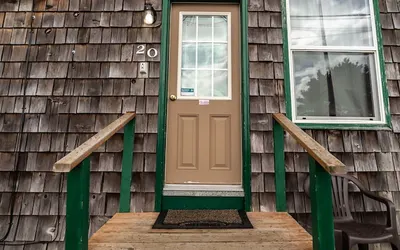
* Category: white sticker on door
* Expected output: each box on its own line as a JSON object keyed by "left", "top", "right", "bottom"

{"left": 199, "top": 100, "right": 209, "bottom": 105}
{"left": 181, "top": 88, "right": 195, "bottom": 96}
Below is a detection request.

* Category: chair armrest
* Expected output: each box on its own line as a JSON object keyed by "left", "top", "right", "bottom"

{"left": 336, "top": 174, "right": 397, "bottom": 229}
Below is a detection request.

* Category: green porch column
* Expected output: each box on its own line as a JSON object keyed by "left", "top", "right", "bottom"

{"left": 273, "top": 120, "right": 287, "bottom": 212}
{"left": 119, "top": 118, "right": 136, "bottom": 213}
{"left": 309, "top": 156, "right": 335, "bottom": 250}
{"left": 65, "top": 158, "right": 90, "bottom": 250}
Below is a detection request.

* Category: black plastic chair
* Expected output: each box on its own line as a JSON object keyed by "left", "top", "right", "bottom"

{"left": 304, "top": 174, "right": 400, "bottom": 250}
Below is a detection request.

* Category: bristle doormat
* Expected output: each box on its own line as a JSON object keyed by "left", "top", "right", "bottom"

{"left": 152, "top": 209, "right": 253, "bottom": 229}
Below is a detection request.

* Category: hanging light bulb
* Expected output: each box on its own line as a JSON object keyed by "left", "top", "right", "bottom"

{"left": 144, "top": 3, "right": 156, "bottom": 25}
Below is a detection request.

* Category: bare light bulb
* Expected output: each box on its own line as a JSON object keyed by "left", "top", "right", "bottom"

{"left": 144, "top": 4, "right": 156, "bottom": 25}
{"left": 144, "top": 12, "right": 155, "bottom": 25}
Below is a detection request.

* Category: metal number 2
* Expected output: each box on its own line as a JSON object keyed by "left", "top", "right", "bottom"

{"left": 136, "top": 45, "right": 145, "bottom": 55}
{"left": 136, "top": 45, "right": 158, "bottom": 58}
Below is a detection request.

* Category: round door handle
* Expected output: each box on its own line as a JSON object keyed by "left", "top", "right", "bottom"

{"left": 170, "top": 94, "right": 177, "bottom": 101}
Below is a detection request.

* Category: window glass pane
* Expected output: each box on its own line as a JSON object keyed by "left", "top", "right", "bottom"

{"left": 198, "top": 16, "right": 213, "bottom": 41}
{"left": 182, "top": 16, "right": 197, "bottom": 41}
{"left": 182, "top": 43, "right": 196, "bottom": 68}
{"left": 214, "top": 44, "right": 228, "bottom": 69}
{"left": 198, "top": 43, "right": 213, "bottom": 68}
{"left": 180, "top": 70, "right": 196, "bottom": 96}
{"left": 289, "top": 0, "right": 374, "bottom": 47}
{"left": 197, "top": 70, "right": 212, "bottom": 97}
{"left": 293, "top": 52, "right": 379, "bottom": 119}
{"left": 214, "top": 16, "right": 228, "bottom": 42}
{"left": 214, "top": 71, "right": 228, "bottom": 97}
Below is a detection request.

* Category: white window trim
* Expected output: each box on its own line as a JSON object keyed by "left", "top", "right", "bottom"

{"left": 177, "top": 11, "right": 232, "bottom": 100}
{"left": 286, "top": 0, "right": 387, "bottom": 125}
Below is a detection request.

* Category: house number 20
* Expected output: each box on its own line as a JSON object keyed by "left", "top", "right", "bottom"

{"left": 136, "top": 45, "right": 158, "bottom": 58}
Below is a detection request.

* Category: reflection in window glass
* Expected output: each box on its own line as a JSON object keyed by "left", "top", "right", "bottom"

{"left": 293, "top": 52, "right": 379, "bottom": 119}
{"left": 179, "top": 14, "right": 230, "bottom": 98}
{"left": 289, "top": 0, "right": 374, "bottom": 47}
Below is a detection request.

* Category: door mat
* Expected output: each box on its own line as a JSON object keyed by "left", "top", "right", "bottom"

{"left": 152, "top": 209, "right": 253, "bottom": 229}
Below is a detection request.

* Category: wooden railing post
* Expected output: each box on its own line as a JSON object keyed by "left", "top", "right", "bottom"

{"left": 273, "top": 120, "right": 287, "bottom": 212}
{"left": 65, "top": 157, "right": 90, "bottom": 250}
{"left": 309, "top": 156, "right": 335, "bottom": 250}
{"left": 119, "top": 118, "right": 136, "bottom": 212}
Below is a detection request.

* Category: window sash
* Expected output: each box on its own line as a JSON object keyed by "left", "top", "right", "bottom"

{"left": 288, "top": 0, "right": 376, "bottom": 48}
{"left": 286, "top": 0, "right": 386, "bottom": 124}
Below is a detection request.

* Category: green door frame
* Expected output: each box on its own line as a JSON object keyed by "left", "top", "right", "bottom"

{"left": 155, "top": 0, "right": 251, "bottom": 212}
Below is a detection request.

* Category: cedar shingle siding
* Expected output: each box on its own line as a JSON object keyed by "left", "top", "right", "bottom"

{"left": 0, "top": 0, "right": 399, "bottom": 248}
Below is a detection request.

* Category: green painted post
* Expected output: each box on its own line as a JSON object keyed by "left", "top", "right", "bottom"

{"left": 273, "top": 120, "right": 287, "bottom": 212}
{"left": 65, "top": 158, "right": 90, "bottom": 250}
{"left": 155, "top": 0, "right": 171, "bottom": 212}
{"left": 240, "top": 0, "right": 251, "bottom": 212}
{"left": 119, "top": 118, "right": 136, "bottom": 213}
{"left": 119, "top": 118, "right": 135, "bottom": 212}
{"left": 309, "top": 157, "right": 335, "bottom": 250}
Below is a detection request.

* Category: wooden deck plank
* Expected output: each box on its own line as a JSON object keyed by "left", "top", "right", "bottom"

{"left": 88, "top": 212, "right": 312, "bottom": 250}
{"left": 89, "top": 242, "right": 313, "bottom": 250}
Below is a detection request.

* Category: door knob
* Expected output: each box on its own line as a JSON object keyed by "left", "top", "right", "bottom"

{"left": 170, "top": 94, "right": 177, "bottom": 101}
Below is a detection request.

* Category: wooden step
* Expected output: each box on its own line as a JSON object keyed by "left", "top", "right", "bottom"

{"left": 89, "top": 212, "right": 312, "bottom": 250}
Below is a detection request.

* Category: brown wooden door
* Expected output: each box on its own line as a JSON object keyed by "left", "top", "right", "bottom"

{"left": 165, "top": 4, "right": 241, "bottom": 185}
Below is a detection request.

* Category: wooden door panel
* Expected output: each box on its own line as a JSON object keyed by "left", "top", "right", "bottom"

{"left": 210, "top": 115, "right": 231, "bottom": 170}
{"left": 177, "top": 115, "right": 199, "bottom": 170}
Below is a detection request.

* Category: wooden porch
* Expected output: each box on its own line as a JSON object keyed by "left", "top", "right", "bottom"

{"left": 54, "top": 113, "right": 344, "bottom": 250}
{"left": 88, "top": 212, "right": 312, "bottom": 250}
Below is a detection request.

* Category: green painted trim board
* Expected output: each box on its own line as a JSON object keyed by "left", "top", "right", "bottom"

{"left": 155, "top": 0, "right": 171, "bottom": 212}
{"left": 162, "top": 196, "right": 244, "bottom": 210}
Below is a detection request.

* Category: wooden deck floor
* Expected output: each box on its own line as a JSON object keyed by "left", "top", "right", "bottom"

{"left": 89, "top": 212, "right": 312, "bottom": 250}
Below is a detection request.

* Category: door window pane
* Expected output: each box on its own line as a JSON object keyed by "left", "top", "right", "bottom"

{"left": 289, "top": 0, "right": 374, "bottom": 47}
{"left": 179, "top": 14, "right": 230, "bottom": 98}
{"left": 181, "top": 70, "right": 196, "bottom": 89}
{"left": 182, "top": 16, "right": 197, "bottom": 41}
{"left": 214, "top": 16, "right": 228, "bottom": 41}
{"left": 197, "top": 43, "right": 213, "bottom": 68}
{"left": 214, "top": 71, "right": 228, "bottom": 97}
{"left": 198, "top": 16, "right": 213, "bottom": 41}
{"left": 182, "top": 43, "right": 196, "bottom": 68}
{"left": 214, "top": 44, "right": 228, "bottom": 69}
{"left": 293, "top": 52, "right": 379, "bottom": 119}
{"left": 197, "top": 70, "right": 213, "bottom": 96}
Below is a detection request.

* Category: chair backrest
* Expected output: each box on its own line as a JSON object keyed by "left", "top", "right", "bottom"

{"left": 304, "top": 174, "right": 353, "bottom": 222}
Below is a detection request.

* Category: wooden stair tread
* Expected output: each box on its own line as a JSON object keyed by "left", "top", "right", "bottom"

{"left": 88, "top": 212, "right": 312, "bottom": 250}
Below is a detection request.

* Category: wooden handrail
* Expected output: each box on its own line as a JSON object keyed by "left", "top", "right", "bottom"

{"left": 53, "top": 112, "right": 136, "bottom": 172}
{"left": 273, "top": 113, "right": 345, "bottom": 174}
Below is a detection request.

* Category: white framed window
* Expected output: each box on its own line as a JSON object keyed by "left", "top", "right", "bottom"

{"left": 177, "top": 12, "right": 232, "bottom": 100}
{"left": 286, "top": 0, "right": 387, "bottom": 125}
